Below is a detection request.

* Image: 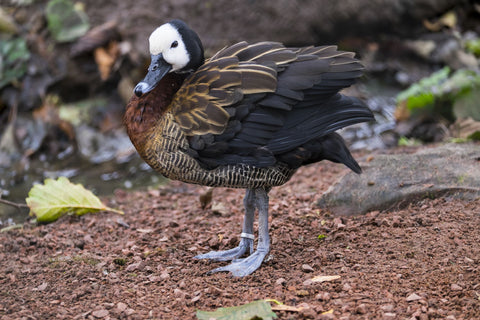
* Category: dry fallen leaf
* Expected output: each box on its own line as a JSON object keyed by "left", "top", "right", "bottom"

{"left": 70, "top": 20, "right": 119, "bottom": 56}
{"left": 199, "top": 188, "right": 213, "bottom": 209}
{"left": 271, "top": 304, "right": 305, "bottom": 312}
{"left": 94, "top": 41, "right": 119, "bottom": 80}
{"left": 310, "top": 275, "right": 341, "bottom": 283}
{"left": 423, "top": 10, "right": 457, "bottom": 31}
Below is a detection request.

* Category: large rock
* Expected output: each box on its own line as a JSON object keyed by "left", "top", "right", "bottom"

{"left": 81, "top": 0, "right": 462, "bottom": 55}
{"left": 318, "top": 143, "right": 480, "bottom": 215}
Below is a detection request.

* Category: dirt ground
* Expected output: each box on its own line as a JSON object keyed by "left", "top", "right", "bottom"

{"left": 1, "top": 157, "right": 479, "bottom": 320}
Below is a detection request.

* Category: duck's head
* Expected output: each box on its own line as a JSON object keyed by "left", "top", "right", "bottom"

{"left": 134, "top": 19, "right": 204, "bottom": 97}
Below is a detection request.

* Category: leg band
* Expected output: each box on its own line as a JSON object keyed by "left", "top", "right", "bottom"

{"left": 240, "top": 232, "right": 255, "bottom": 240}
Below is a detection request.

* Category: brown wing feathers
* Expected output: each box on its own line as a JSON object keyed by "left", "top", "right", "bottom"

{"left": 169, "top": 41, "right": 372, "bottom": 169}
{"left": 171, "top": 45, "right": 285, "bottom": 136}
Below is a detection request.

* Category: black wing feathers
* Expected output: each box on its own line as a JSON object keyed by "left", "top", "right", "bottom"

{"left": 187, "top": 42, "right": 373, "bottom": 170}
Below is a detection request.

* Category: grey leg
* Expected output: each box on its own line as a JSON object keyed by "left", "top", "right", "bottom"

{"left": 194, "top": 189, "right": 255, "bottom": 261}
{"left": 208, "top": 188, "right": 270, "bottom": 277}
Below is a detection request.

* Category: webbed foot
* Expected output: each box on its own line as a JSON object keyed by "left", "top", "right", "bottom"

{"left": 194, "top": 238, "right": 253, "bottom": 262}
{"left": 207, "top": 249, "right": 269, "bottom": 277}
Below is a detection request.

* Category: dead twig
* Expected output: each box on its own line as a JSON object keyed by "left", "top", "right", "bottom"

{"left": 0, "top": 198, "right": 29, "bottom": 210}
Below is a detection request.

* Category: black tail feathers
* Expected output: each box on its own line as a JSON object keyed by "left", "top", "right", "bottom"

{"left": 279, "top": 132, "right": 362, "bottom": 173}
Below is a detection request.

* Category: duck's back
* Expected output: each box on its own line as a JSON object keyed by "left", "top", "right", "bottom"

{"left": 125, "top": 42, "right": 373, "bottom": 189}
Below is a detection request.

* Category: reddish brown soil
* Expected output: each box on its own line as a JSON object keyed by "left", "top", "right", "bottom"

{"left": 1, "top": 160, "right": 479, "bottom": 319}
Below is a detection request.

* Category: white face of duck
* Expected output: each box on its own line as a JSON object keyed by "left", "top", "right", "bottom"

{"left": 148, "top": 22, "right": 190, "bottom": 72}
{"left": 134, "top": 20, "right": 203, "bottom": 97}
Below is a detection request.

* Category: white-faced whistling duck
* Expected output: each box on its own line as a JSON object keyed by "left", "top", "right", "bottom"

{"left": 125, "top": 19, "right": 374, "bottom": 277}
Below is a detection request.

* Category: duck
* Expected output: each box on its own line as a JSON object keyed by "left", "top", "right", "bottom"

{"left": 125, "top": 19, "right": 374, "bottom": 277}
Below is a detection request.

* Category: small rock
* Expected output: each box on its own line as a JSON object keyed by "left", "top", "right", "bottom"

{"left": 302, "top": 279, "right": 313, "bottom": 286}
{"left": 298, "top": 302, "right": 316, "bottom": 318}
{"left": 356, "top": 303, "right": 367, "bottom": 314}
{"left": 92, "top": 309, "right": 109, "bottom": 318}
{"left": 315, "top": 291, "right": 331, "bottom": 301}
{"left": 125, "top": 308, "right": 135, "bottom": 316}
{"left": 464, "top": 257, "right": 474, "bottom": 263}
{"left": 178, "top": 280, "right": 186, "bottom": 289}
{"left": 275, "top": 277, "right": 286, "bottom": 285}
{"left": 125, "top": 261, "right": 143, "bottom": 272}
{"left": 333, "top": 217, "right": 346, "bottom": 228}
{"left": 117, "top": 302, "right": 127, "bottom": 312}
{"left": 446, "top": 315, "right": 456, "bottom": 320}
{"left": 391, "top": 215, "right": 401, "bottom": 227}
{"left": 191, "top": 294, "right": 201, "bottom": 303}
{"left": 450, "top": 284, "right": 463, "bottom": 291}
{"left": 212, "top": 202, "right": 229, "bottom": 216}
{"left": 383, "top": 312, "right": 397, "bottom": 320}
{"left": 148, "top": 275, "right": 162, "bottom": 282}
{"left": 406, "top": 293, "right": 422, "bottom": 302}
{"left": 380, "top": 304, "right": 394, "bottom": 312}
{"left": 36, "top": 282, "right": 48, "bottom": 291}
{"left": 174, "top": 288, "right": 185, "bottom": 298}
{"left": 302, "top": 264, "right": 314, "bottom": 272}
{"left": 342, "top": 283, "right": 352, "bottom": 292}
{"left": 160, "top": 270, "right": 170, "bottom": 280}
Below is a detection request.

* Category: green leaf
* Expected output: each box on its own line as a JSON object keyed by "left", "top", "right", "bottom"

{"left": 26, "top": 177, "right": 123, "bottom": 223}
{"left": 0, "top": 37, "right": 30, "bottom": 89}
{"left": 0, "top": 7, "right": 19, "bottom": 34}
{"left": 398, "top": 136, "right": 422, "bottom": 147}
{"left": 196, "top": 300, "right": 277, "bottom": 320}
{"left": 453, "top": 89, "right": 480, "bottom": 121}
{"left": 396, "top": 66, "right": 450, "bottom": 111}
{"left": 396, "top": 67, "right": 480, "bottom": 120}
{"left": 46, "top": 0, "right": 90, "bottom": 42}
{"left": 465, "top": 38, "right": 480, "bottom": 57}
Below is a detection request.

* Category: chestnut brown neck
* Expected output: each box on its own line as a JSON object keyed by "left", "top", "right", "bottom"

{"left": 124, "top": 73, "right": 184, "bottom": 153}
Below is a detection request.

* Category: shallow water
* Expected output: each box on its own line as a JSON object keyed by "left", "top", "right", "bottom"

{"left": 0, "top": 154, "right": 165, "bottom": 224}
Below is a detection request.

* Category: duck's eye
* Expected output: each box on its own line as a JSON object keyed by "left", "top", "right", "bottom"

{"left": 171, "top": 41, "right": 178, "bottom": 48}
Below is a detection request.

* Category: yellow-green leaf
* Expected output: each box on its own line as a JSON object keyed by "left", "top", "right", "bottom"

{"left": 196, "top": 300, "right": 277, "bottom": 320}
{"left": 26, "top": 177, "right": 123, "bottom": 223}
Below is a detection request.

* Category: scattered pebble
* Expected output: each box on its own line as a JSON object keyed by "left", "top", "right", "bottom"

{"left": 174, "top": 288, "right": 185, "bottom": 298}
{"left": 380, "top": 304, "right": 394, "bottom": 312}
{"left": 117, "top": 302, "right": 127, "bottom": 312}
{"left": 125, "top": 261, "right": 144, "bottom": 272}
{"left": 275, "top": 277, "right": 286, "bottom": 285}
{"left": 148, "top": 275, "right": 162, "bottom": 282}
{"left": 191, "top": 294, "right": 201, "bottom": 303}
{"left": 342, "top": 283, "right": 352, "bottom": 292}
{"left": 160, "top": 270, "right": 170, "bottom": 280}
{"left": 298, "top": 302, "right": 316, "bottom": 318}
{"left": 451, "top": 284, "right": 463, "bottom": 291}
{"left": 36, "top": 282, "right": 48, "bottom": 291}
{"left": 124, "top": 308, "right": 135, "bottom": 316}
{"left": 315, "top": 291, "right": 331, "bottom": 301}
{"left": 92, "top": 309, "right": 109, "bottom": 318}
{"left": 212, "top": 202, "right": 229, "bottom": 216}
{"left": 383, "top": 312, "right": 397, "bottom": 320}
{"left": 302, "top": 279, "right": 313, "bottom": 286}
{"left": 301, "top": 264, "right": 314, "bottom": 272}
{"left": 464, "top": 257, "right": 474, "bottom": 263}
{"left": 406, "top": 293, "right": 422, "bottom": 302}
{"left": 356, "top": 303, "right": 367, "bottom": 314}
